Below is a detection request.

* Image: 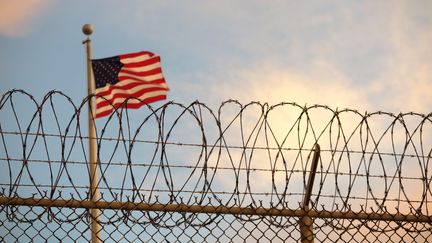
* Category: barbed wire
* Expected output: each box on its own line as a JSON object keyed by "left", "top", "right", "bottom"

{"left": 1, "top": 89, "right": 431, "bottom": 234}
{"left": 3, "top": 130, "right": 431, "bottom": 159}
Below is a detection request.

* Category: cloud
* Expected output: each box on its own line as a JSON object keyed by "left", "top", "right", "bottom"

{"left": 0, "top": 0, "right": 54, "bottom": 37}
{"left": 207, "top": 59, "right": 370, "bottom": 112}
{"left": 369, "top": 0, "right": 432, "bottom": 113}
{"left": 85, "top": 0, "right": 432, "bottom": 213}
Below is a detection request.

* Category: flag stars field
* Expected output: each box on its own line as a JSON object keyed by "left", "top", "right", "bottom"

{"left": 92, "top": 56, "right": 123, "bottom": 88}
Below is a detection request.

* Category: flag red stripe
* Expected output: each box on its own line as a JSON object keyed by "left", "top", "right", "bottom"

{"left": 117, "top": 76, "right": 166, "bottom": 84}
{"left": 96, "top": 79, "right": 166, "bottom": 97}
{"left": 95, "top": 95, "right": 167, "bottom": 118}
{"left": 96, "top": 86, "right": 168, "bottom": 108}
{"left": 119, "top": 67, "right": 163, "bottom": 77}
{"left": 119, "top": 51, "right": 154, "bottom": 59}
{"left": 122, "top": 56, "right": 160, "bottom": 67}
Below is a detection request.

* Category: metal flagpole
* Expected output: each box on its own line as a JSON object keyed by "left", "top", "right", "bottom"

{"left": 82, "top": 24, "right": 101, "bottom": 243}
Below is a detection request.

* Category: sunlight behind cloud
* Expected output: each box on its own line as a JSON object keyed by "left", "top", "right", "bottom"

{"left": 214, "top": 62, "right": 371, "bottom": 112}
{"left": 0, "top": 0, "right": 54, "bottom": 37}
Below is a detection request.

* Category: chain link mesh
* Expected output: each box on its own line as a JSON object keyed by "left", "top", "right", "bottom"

{"left": 1, "top": 204, "right": 431, "bottom": 242}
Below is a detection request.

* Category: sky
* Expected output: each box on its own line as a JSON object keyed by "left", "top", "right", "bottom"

{"left": 0, "top": 6, "right": 432, "bottom": 243}
{"left": 0, "top": 0, "right": 431, "bottom": 113}
{"left": 0, "top": 0, "right": 431, "bottom": 213}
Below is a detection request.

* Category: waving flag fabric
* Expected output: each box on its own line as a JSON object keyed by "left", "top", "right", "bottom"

{"left": 92, "top": 51, "right": 169, "bottom": 118}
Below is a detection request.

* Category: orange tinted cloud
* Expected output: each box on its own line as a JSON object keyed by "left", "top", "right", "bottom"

{"left": 0, "top": 0, "right": 54, "bottom": 37}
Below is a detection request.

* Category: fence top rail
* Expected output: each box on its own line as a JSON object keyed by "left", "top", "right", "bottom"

{"left": 1, "top": 196, "right": 431, "bottom": 223}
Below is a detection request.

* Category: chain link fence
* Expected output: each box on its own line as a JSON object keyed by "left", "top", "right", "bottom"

{"left": 2, "top": 202, "right": 430, "bottom": 242}
{"left": 1, "top": 90, "right": 431, "bottom": 242}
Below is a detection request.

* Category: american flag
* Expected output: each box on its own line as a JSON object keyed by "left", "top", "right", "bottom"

{"left": 92, "top": 51, "right": 169, "bottom": 118}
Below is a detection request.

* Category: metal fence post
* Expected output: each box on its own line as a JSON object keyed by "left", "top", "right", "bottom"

{"left": 299, "top": 144, "right": 320, "bottom": 243}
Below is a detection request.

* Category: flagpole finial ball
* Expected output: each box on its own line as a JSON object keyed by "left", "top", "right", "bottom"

{"left": 82, "top": 24, "right": 94, "bottom": 35}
